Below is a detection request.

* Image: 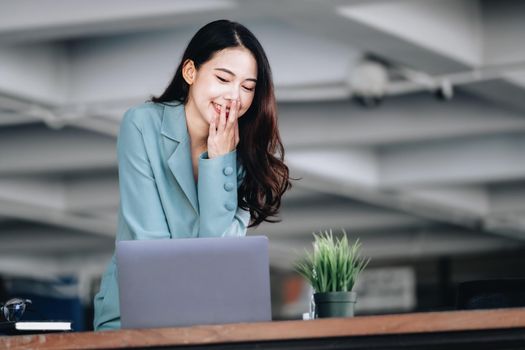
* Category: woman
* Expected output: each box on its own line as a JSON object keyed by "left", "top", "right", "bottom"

{"left": 93, "top": 19, "right": 291, "bottom": 330}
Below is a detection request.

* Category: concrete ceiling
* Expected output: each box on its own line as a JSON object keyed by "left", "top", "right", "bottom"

{"left": 1, "top": 0, "right": 524, "bottom": 278}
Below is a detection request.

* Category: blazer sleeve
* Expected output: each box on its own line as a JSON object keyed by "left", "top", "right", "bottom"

{"left": 197, "top": 150, "right": 250, "bottom": 237}
{"left": 117, "top": 109, "right": 171, "bottom": 240}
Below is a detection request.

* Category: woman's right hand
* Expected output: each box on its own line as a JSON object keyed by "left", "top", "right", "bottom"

{"left": 207, "top": 100, "right": 240, "bottom": 159}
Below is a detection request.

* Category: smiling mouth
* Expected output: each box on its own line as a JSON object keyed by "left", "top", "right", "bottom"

{"left": 213, "top": 102, "right": 231, "bottom": 117}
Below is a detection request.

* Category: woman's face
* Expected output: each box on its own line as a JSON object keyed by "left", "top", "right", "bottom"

{"left": 185, "top": 46, "right": 257, "bottom": 125}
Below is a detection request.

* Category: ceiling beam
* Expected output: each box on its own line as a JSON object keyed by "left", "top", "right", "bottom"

{"left": 0, "top": 125, "right": 116, "bottom": 174}
{"left": 0, "top": 0, "right": 236, "bottom": 43}
{"left": 267, "top": 227, "right": 522, "bottom": 269}
{"left": 0, "top": 198, "right": 115, "bottom": 237}
{"left": 0, "top": 43, "right": 68, "bottom": 105}
{"left": 280, "top": 93, "right": 525, "bottom": 148}
{"left": 253, "top": 204, "right": 427, "bottom": 238}
{"left": 337, "top": 0, "right": 483, "bottom": 66}
{"left": 379, "top": 134, "right": 525, "bottom": 187}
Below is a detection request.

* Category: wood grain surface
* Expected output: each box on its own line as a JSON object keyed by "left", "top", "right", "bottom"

{"left": 2, "top": 308, "right": 525, "bottom": 350}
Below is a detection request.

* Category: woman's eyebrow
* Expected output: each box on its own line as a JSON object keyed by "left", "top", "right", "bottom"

{"left": 214, "top": 68, "right": 257, "bottom": 83}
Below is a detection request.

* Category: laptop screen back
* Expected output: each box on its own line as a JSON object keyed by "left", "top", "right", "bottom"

{"left": 116, "top": 236, "right": 271, "bottom": 329}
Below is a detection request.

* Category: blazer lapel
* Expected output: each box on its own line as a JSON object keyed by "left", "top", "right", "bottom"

{"left": 160, "top": 103, "right": 198, "bottom": 213}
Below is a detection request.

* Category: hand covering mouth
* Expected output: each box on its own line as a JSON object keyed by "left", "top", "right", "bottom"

{"left": 213, "top": 102, "right": 231, "bottom": 115}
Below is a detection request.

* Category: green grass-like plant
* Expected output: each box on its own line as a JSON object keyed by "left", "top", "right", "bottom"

{"left": 295, "top": 230, "right": 370, "bottom": 293}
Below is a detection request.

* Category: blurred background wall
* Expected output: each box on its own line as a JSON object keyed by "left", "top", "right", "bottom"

{"left": 1, "top": 0, "right": 525, "bottom": 330}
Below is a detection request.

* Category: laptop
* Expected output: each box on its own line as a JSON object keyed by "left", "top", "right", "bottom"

{"left": 116, "top": 236, "right": 271, "bottom": 329}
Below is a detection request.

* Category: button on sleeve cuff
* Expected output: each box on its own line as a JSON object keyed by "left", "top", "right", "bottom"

{"left": 197, "top": 150, "right": 239, "bottom": 237}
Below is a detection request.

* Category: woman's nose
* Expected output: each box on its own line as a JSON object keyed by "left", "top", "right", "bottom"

{"left": 224, "top": 85, "right": 240, "bottom": 102}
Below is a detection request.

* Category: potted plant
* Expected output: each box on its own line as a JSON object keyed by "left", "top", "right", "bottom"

{"left": 295, "top": 230, "right": 370, "bottom": 318}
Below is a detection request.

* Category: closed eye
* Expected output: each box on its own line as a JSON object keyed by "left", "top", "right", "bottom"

{"left": 243, "top": 86, "right": 255, "bottom": 92}
{"left": 216, "top": 75, "right": 229, "bottom": 83}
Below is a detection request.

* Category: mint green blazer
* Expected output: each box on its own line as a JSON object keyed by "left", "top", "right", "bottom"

{"left": 93, "top": 102, "right": 249, "bottom": 330}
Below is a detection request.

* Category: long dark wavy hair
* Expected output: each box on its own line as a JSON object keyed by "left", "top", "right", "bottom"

{"left": 151, "top": 19, "right": 291, "bottom": 227}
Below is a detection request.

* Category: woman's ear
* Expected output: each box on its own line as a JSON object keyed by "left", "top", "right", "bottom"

{"left": 182, "top": 59, "right": 196, "bottom": 85}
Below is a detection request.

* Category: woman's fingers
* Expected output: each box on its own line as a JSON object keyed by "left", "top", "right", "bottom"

{"left": 226, "top": 100, "right": 238, "bottom": 130}
{"left": 234, "top": 118, "right": 239, "bottom": 146}
{"left": 226, "top": 100, "right": 239, "bottom": 143}
{"left": 207, "top": 100, "right": 240, "bottom": 158}
{"left": 229, "top": 100, "right": 240, "bottom": 146}
{"left": 209, "top": 114, "right": 217, "bottom": 136}
{"left": 218, "top": 103, "right": 227, "bottom": 132}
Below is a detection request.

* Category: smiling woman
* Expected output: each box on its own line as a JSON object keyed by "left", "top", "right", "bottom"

{"left": 182, "top": 46, "right": 258, "bottom": 168}
{"left": 93, "top": 19, "right": 292, "bottom": 331}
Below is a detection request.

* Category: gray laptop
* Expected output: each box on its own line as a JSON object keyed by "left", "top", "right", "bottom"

{"left": 116, "top": 236, "right": 271, "bottom": 329}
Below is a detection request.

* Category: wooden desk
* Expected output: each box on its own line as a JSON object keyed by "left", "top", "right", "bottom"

{"left": 2, "top": 308, "right": 525, "bottom": 349}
